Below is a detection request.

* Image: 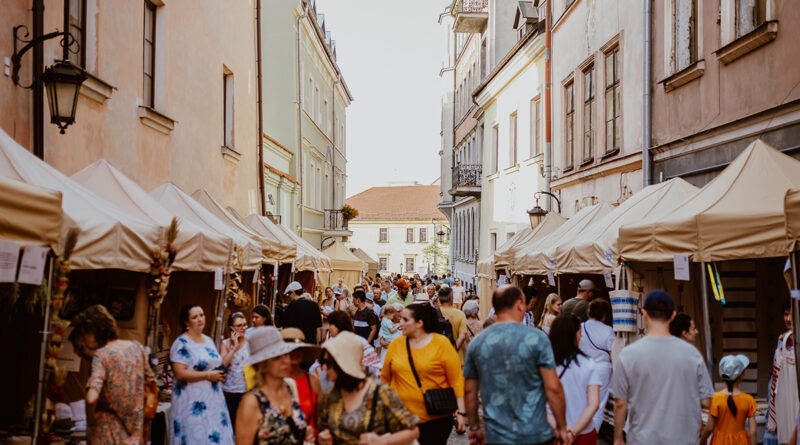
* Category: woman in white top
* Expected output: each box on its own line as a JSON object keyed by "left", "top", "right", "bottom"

{"left": 451, "top": 278, "right": 465, "bottom": 309}
{"left": 548, "top": 314, "right": 601, "bottom": 444}
{"left": 220, "top": 312, "right": 250, "bottom": 428}
{"left": 578, "top": 299, "right": 615, "bottom": 432}
{"left": 538, "top": 293, "right": 562, "bottom": 334}
{"left": 320, "top": 286, "right": 336, "bottom": 319}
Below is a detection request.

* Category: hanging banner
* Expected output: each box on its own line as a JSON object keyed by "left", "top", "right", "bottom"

{"left": 546, "top": 270, "right": 556, "bottom": 286}
{"left": 673, "top": 254, "right": 690, "bottom": 281}
{"left": 17, "top": 245, "right": 48, "bottom": 285}
{"left": 0, "top": 240, "right": 20, "bottom": 283}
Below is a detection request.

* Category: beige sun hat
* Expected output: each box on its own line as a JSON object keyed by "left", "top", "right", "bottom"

{"left": 244, "top": 326, "right": 302, "bottom": 367}
{"left": 280, "top": 327, "right": 321, "bottom": 363}
{"left": 321, "top": 331, "right": 365, "bottom": 379}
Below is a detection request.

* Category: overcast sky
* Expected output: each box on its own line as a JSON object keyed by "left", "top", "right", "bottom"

{"left": 318, "top": 0, "right": 448, "bottom": 197}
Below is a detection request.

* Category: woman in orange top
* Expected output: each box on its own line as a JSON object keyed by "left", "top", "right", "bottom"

{"left": 700, "top": 354, "right": 757, "bottom": 445}
{"left": 280, "top": 328, "right": 322, "bottom": 440}
{"left": 381, "top": 303, "right": 465, "bottom": 445}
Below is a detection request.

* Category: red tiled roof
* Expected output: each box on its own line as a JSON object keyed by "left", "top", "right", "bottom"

{"left": 263, "top": 133, "right": 294, "bottom": 155}
{"left": 346, "top": 185, "right": 446, "bottom": 220}
{"left": 264, "top": 162, "right": 301, "bottom": 185}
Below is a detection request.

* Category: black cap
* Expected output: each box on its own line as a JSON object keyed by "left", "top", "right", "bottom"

{"left": 643, "top": 289, "right": 675, "bottom": 313}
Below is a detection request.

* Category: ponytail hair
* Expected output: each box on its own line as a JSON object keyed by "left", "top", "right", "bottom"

{"left": 725, "top": 380, "right": 738, "bottom": 417}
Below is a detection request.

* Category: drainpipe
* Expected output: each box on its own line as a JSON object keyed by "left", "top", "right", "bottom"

{"left": 544, "top": 0, "right": 553, "bottom": 210}
{"left": 643, "top": 0, "right": 653, "bottom": 186}
{"left": 297, "top": 2, "right": 309, "bottom": 236}
{"left": 256, "top": 0, "right": 266, "bottom": 215}
{"left": 332, "top": 74, "right": 340, "bottom": 210}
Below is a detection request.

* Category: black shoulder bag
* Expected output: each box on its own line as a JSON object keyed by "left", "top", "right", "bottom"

{"left": 406, "top": 337, "right": 457, "bottom": 416}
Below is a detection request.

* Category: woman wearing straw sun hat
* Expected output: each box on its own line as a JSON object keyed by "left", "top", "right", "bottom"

{"left": 317, "top": 331, "right": 420, "bottom": 445}
{"left": 281, "top": 328, "right": 323, "bottom": 439}
{"left": 235, "top": 326, "right": 312, "bottom": 445}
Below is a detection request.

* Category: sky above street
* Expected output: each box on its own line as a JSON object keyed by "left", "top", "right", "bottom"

{"left": 319, "top": 0, "right": 447, "bottom": 197}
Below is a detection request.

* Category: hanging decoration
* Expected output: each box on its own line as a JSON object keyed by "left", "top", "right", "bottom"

{"left": 148, "top": 218, "right": 179, "bottom": 305}
{"left": 226, "top": 246, "right": 250, "bottom": 308}
{"left": 707, "top": 263, "right": 726, "bottom": 304}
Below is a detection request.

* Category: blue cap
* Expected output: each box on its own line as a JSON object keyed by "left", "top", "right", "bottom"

{"left": 719, "top": 354, "right": 749, "bottom": 381}
{"left": 642, "top": 289, "right": 674, "bottom": 313}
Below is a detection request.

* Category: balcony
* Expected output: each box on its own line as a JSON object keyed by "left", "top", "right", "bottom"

{"left": 323, "top": 209, "right": 353, "bottom": 238}
{"left": 450, "top": 164, "right": 482, "bottom": 197}
{"left": 453, "top": 0, "right": 488, "bottom": 33}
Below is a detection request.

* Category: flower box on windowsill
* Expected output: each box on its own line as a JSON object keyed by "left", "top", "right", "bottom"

{"left": 138, "top": 106, "right": 176, "bottom": 135}
{"left": 661, "top": 59, "right": 705, "bottom": 92}
{"left": 715, "top": 20, "right": 778, "bottom": 65}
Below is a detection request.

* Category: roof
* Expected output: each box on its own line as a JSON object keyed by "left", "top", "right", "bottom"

{"left": 346, "top": 185, "right": 446, "bottom": 220}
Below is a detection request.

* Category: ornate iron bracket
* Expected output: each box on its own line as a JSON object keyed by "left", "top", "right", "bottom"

{"left": 12, "top": 25, "right": 80, "bottom": 88}
{"left": 534, "top": 191, "right": 562, "bottom": 213}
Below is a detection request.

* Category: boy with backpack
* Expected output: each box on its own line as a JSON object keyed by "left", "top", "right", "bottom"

{"left": 437, "top": 286, "right": 467, "bottom": 363}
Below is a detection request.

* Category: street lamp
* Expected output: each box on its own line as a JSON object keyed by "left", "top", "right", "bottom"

{"left": 527, "top": 191, "right": 561, "bottom": 229}
{"left": 436, "top": 229, "right": 446, "bottom": 243}
{"left": 40, "top": 61, "right": 87, "bottom": 134}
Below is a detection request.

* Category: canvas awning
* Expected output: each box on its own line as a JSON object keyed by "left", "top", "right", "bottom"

{"left": 244, "top": 214, "right": 331, "bottom": 272}
{"left": 477, "top": 212, "right": 567, "bottom": 278}
{"left": 555, "top": 178, "right": 699, "bottom": 273}
{"left": 242, "top": 214, "right": 296, "bottom": 265}
{"left": 0, "top": 175, "right": 62, "bottom": 251}
{"left": 191, "top": 189, "right": 295, "bottom": 264}
{"left": 351, "top": 248, "right": 378, "bottom": 277}
{"left": 786, "top": 189, "right": 800, "bottom": 252}
{"left": 514, "top": 203, "right": 614, "bottom": 275}
{"left": 150, "top": 183, "right": 263, "bottom": 270}
{"left": 322, "top": 241, "right": 366, "bottom": 272}
{"left": 0, "top": 128, "right": 159, "bottom": 271}
{"left": 71, "top": 160, "right": 233, "bottom": 272}
{"left": 619, "top": 140, "right": 800, "bottom": 262}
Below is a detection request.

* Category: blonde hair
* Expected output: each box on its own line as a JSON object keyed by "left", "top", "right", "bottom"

{"left": 253, "top": 356, "right": 285, "bottom": 387}
{"left": 381, "top": 304, "right": 398, "bottom": 318}
{"left": 538, "top": 293, "right": 561, "bottom": 327}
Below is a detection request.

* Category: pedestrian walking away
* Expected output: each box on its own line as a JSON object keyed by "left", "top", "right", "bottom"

{"left": 464, "top": 285, "right": 569, "bottom": 445}
{"left": 221, "top": 311, "right": 250, "bottom": 429}
{"left": 69, "top": 305, "right": 156, "bottom": 444}
{"left": 438, "top": 286, "right": 469, "bottom": 366}
{"left": 549, "top": 314, "right": 601, "bottom": 445}
{"left": 381, "top": 303, "right": 466, "bottom": 445}
{"left": 610, "top": 290, "right": 714, "bottom": 445}
{"left": 170, "top": 304, "right": 234, "bottom": 445}
{"left": 700, "top": 354, "right": 757, "bottom": 445}
{"left": 279, "top": 282, "right": 323, "bottom": 345}
{"left": 317, "top": 331, "right": 420, "bottom": 445}
{"left": 281, "top": 328, "right": 323, "bottom": 440}
{"left": 235, "top": 326, "right": 311, "bottom": 444}
{"left": 579, "top": 299, "right": 615, "bottom": 433}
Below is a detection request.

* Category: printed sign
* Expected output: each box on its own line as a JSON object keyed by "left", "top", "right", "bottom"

{"left": 603, "top": 268, "right": 614, "bottom": 288}
{"left": 0, "top": 240, "right": 20, "bottom": 283}
{"left": 252, "top": 267, "right": 260, "bottom": 283}
{"left": 17, "top": 245, "right": 48, "bottom": 285}
{"left": 546, "top": 270, "right": 556, "bottom": 286}
{"left": 214, "top": 268, "right": 224, "bottom": 290}
{"left": 674, "top": 254, "right": 690, "bottom": 281}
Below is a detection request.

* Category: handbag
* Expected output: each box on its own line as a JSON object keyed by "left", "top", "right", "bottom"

{"left": 608, "top": 266, "right": 641, "bottom": 333}
{"left": 405, "top": 337, "right": 457, "bottom": 416}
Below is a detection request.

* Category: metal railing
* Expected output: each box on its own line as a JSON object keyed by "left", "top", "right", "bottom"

{"left": 455, "top": 0, "right": 488, "bottom": 14}
{"left": 324, "top": 209, "right": 349, "bottom": 231}
{"left": 452, "top": 164, "right": 482, "bottom": 188}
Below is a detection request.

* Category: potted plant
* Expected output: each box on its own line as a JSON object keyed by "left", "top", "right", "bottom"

{"left": 340, "top": 204, "right": 358, "bottom": 228}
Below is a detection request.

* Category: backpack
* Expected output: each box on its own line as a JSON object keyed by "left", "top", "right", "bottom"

{"left": 436, "top": 308, "right": 456, "bottom": 345}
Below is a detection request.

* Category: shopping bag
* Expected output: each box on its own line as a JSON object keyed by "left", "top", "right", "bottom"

{"left": 609, "top": 266, "right": 641, "bottom": 333}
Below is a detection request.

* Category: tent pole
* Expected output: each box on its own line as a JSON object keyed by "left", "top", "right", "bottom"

{"left": 700, "top": 262, "right": 713, "bottom": 373}
{"left": 33, "top": 255, "right": 54, "bottom": 442}
{"left": 791, "top": 251, "right": 800, "bottom": 394}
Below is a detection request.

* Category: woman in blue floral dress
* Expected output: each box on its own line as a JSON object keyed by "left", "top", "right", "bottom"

{"left": 170, "top": 304, "right": 234, "bottom": 444}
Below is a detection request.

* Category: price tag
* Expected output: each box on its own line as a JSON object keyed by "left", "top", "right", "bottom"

{"left": 673, "top": 254, "right": 690, "bottom": 281}
{"left": 214, "top": 268, "right": 224, "bottom": 290}
{"left": 17, "top": 245, "right": 48, "bottom": 285}
{"left": 0, "top": 240, "right": 20, "bottom": 283}
{"left": 603, "top": 268, "right": 614, "bottom": 288}
{"left": 547, "top": 270, "right": 556, "bottom": 286}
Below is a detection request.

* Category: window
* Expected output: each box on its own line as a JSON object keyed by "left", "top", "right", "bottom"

{"left": 565, "top": 81, "right": 575, "bottom": 168}
{"left": 65, "top": 0, "right": 86, "bottom": 67}
{"left": 406, "top": 228, "right": 414, "bottom": 243}
{"left": 509, "top": 112, "right": 518, "bottom": 166}
{"left": 405, "top": 257, "right": 415, "bottom": 273}
{"left": 419, "top": 228, "right": 427, "bottom": 243}
{"left": 143, "top": 1, "right": 157, "bottom": 108}
{"left": 379, "top": 257, "right": 388, "bottom": 271}
{"left": 672, "top": 0, "right": 698, "bottom": 72}
{"left": 604, "top": 47, "right": 621, "bottom": 154}
{"left": 223, "top": 69, "right": 234, "bottom": 148}
{"left": 323, "top": 99, "right": 328, "bottom": 132}
{"left": 583, "top": 66, "right": 595, "bottom": 161}
{"left": 307, "top": 78, "right": 313, "bottom": 112}
{"left": 530, "top": 98, "right": 540, "bottom": 157}
{"left": 379, "top": 228, "right": 388, "bottom": 242}
{"left": 490, "top": 233, "right": 497, "bottom": 253}
{"left": 736, "top": 0, "right": 766, "bottom": 37}
{"left": 492, "top": 124, "right": 499, "bottom": 174}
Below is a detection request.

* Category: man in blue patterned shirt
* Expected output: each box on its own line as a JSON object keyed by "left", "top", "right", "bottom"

{"left": 463, "top": 285, "right": 569, "bottom": 445}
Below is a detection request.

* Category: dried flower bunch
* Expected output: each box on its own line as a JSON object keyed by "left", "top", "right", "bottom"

{"left": 148, "top": 218, "right": 179, "bottom": 305}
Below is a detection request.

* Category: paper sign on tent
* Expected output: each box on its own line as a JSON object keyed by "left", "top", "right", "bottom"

{"left": 674, "top": 254, "right": 690, "bottom": 281}
{"left": 0, "top": 240, "right": 20, "bottom": 283}
{"left": 214, "top": 268, "right": 224, "bottom": 290}
{"left": 547, "top": 270, "right": 556, "bottom": 286}
{"left": 17, "top": 245, "right": 48, "bottom": 285}
{"left": 603, "top": 268, "right": 614, "bottom": 288}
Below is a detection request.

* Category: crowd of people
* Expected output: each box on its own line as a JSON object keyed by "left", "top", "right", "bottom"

{"left": 63, "top": 272, "right": 798, "bottom": 445}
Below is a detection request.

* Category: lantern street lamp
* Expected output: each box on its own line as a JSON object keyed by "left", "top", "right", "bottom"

{"left": 436, "top": 229, "right": 446, "bottom": 243}
{"left": 40, "top": 61, "right": 87, "bottom": 134}
{"left": 527, "top": 191, "right": 561, "bottom": 229}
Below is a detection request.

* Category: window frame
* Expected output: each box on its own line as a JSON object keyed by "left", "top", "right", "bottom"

{"left": 419, "top": 228, "right": 427, "bottom": 243}
{"left": 604, "top": 46, "right": 622, "bottom": 155}
{"left": 564, "top": 81, "right": 575, "bottom": 169}
{"left": 509, "top": 111, "right": 518, "bottom": 167}
{"left": 492, "top": 124, "right": 499, "bottom": 174}
{"left": 406, "top": 228, "right": 414, "bottom": 243}
{"left": 64, "top": 0, "right": 87, "bottom": 68}
{"left": 735, "top": 0, "right": 767, "bottom": 38}
{"left": 379, "top": 228, "right": 388, "bottom": 243}
{"left": 405, "top": 257, "right": 415, "bottom": 273}
{"left": 379, "top": 257, "right": 388, "bottom": 272}
{"left": 143, "top": 0, "right": 157, "bottom": 108}
{"left": 671, "top": 0, "right": 699, "bottom": 72}
{"left": 582, "top": 65, "right": 595, "bottom": 162}
{"left": 223, "top": 69, "right": 235, "bottom": 148}
{"left": 530, "top": 97, "right": 541, "bottom": 157}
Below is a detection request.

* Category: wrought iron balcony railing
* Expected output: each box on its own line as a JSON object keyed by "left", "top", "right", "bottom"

{"left": 324, "top": 209, "right": 349, "bottom": 231}
{"left": 455, "top": 0, "right": 488, "bottom": 14}
{"left": 452, "top": 164, "right": 482, "bottom": 188}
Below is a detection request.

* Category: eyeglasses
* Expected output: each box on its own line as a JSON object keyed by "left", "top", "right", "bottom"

{"left": 233, "top": 323, "right": 247, "bottom": 329}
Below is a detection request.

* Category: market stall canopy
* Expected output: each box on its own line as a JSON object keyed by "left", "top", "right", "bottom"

{"left": 350, "top": 248, "right": 378, "bottom": 277}
{"left": 555, "top": 178, "right": 699, "bottom": 273}
{"left": 241, "top": 214, "right": 296, "bottom": 265}
{"left": 514, "top": 203, "right": 614, "bottom": 275}
{"left": 71, "top": 160, "right": 233, "bottom": 271}
{"left": 150, "top": 182, "right": 262, "bottom": 270}
{"left": 786, "top": 189, "right": 800, "bottom": 252}
{"left": 619, "top": 140, "right": 800, "bottom": 262}
{"left": 0, "top": 128, "right": 159, "bottom": 271}
{"left": 191, "top": 189, "right": 295, "bottom": 264}
{"left": 322, "top": 241, "right": 366, "bottom": 272}
{"left": 273, "top": 223, "right": 332, "bottom": 272}
{"left": 0, "top": 175, "right": 62, "bottom": 251}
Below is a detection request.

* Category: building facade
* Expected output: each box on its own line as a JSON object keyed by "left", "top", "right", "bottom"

{"left": 346, "top": 186, "right": 449, "bottom": 277}
{"left": 1, "top": 0, "right": 261, "bottom": 215}
{"left": 259, "top": 0, "right": 352, "bottom": 248}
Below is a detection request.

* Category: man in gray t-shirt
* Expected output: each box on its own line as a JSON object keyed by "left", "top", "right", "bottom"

{"left": 610, "top": 290, "right": 714, "bottom": 445}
